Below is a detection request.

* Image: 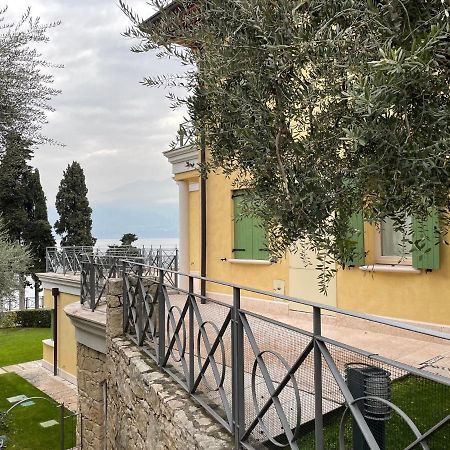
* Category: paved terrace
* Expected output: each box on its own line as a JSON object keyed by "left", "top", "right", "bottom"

{"left": 167, "top": 292, "right": 450, "bottom": 377}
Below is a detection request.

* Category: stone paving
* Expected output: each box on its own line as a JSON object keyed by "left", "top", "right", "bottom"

{"left": 0, "top": 360, "right": 78, "bottom": 412}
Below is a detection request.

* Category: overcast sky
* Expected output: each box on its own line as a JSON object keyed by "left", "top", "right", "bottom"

{"left": 8, "top": 0, "right": 186, "bottom": 239}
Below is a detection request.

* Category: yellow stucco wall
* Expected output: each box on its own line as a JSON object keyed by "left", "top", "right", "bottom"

{"left": 174, "top": 162, "right": 449, "bottom": 325}
{"left": 205, "top": 172, "right": 290, "bottom": 299}
{"left": 43, "top": 289, "right": 78, "bottom": 377}
{"left": 337, "top": 224, "right": 450, "bottom": 325}
{"left": 42, "top": 340, "right": 54, "bottom": 365}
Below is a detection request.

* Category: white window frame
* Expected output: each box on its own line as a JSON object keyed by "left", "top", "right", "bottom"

{"left": 375, "top": 219, "right": 412, "bottom": 266}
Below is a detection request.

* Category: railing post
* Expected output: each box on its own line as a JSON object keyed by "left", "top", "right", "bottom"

{"left": 231, "top": 287, "right": 245, "bottom": 449}
{"left": 62, "top": 249, "right": 66, "bottom": 275}
{"left": 158, "top": 247, "right": 163, "bottom": 268}
{"left": 158, "top": 268, "right": 166, "bottom": 367}
{"left": 59, "top": 403, "right": 65, "bottom": 450}
{"left": 122, "top": 261, "right": 128, "bottom": 334}
{"left": 137, "top": 264, "right": 144, "bottom": 345}
{"left": 188, "top": 276, "right": 195, "bottom": 392}
{"left": 89, "top": 262, "right": 96, "bottom": 312}
{"left": 313, "top": 306, "right": 324, "bottom": 450}
{"left": 174, "top": 248, "right": 179, "bottom": 288}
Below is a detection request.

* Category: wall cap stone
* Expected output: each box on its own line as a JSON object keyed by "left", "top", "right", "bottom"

{"left": 65, "top": 302, "right": 106, "bottom": 354}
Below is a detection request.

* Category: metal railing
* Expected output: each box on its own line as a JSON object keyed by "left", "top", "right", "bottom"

{"left": 46, "top": 246, "right": 179, "bottom": 276}
{"left": 46, "top": 246, "right": 94, "bottom": 275}
{"left": 0, "top": 296, "right": 43, "bottom": 311}
{"left": 175, "top": 121, "right": 196, "bottom": 148}
{"left": 121, "top": 261, "right": 450, "bottom": 450}
{"left": 80, "top": 249, "right": 179, "bottom": 311}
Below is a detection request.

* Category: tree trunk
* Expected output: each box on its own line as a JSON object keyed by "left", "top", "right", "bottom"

{"left": 34, "top": 275, "right": 41, "bottom": 309}
{"left": 18, "top": 273, "right": 25, "bottom": 310}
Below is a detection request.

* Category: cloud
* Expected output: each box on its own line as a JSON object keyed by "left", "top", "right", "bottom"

{"left": 8, "top": 0, "right": 187, "bottom": 238}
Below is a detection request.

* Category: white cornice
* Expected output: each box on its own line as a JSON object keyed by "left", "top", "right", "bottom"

{"left": 64, "top": 302, "right": 106, "bottom": 354}
{"left": 163, "top": 144, "right": 199, "bottom": 175}
{"left": 37, "top": 272, "right": 81, "bottom": 296}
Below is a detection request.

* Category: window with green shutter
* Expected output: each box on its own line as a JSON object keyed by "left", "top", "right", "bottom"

{"left": 412, "top": 208, "right": 440, "bottom": 271}
{"left": 345, "top": 211, "right": 365, "bottom": 267}
{"left": 233, "top": 192, "right": 269, "bottom": 260}
{"left": 375, "top": 209, "right": 440, "bottom": 270}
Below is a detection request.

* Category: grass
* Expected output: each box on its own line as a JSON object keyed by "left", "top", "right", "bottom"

{"left": 0, "top": 373, "right": 76, "bottom": 450}
{"left": 0, "top": 328, "right": 51, "bottom": 367}
{"left": 292, "top": 376, "right": 450, "bottom": 450}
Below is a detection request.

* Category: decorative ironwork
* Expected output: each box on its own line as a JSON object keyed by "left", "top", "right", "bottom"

{"left": 46, "top": 246, "right": 93, "bottom": 274}
{"left": 45, "top": 246, "right": 178, "bottom": 312}
{"left": 174, "top": 121, "right": 196, "bottom": 148}
{"left": 121, "top": 262, "right": 450, "bottom": 450}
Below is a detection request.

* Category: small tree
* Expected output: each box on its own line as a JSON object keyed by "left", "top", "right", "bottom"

{"left": 0, "top": 219, "right": 30, "bottom": 311}
{"left": 55, "top": 162, "right": 96, "bottom": 246}
{"left": 107, "top": 233, "right": 140, "bottom": 256}
{"left": 120, "top": 233, "right": 138, "bottom": 246}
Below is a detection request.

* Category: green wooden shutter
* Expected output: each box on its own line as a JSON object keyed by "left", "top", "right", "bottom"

{"left": 412, "top": 208, "right": 440, "bottom": 270}
{"left": 233, "top": 194, "right": 253, "bottom": 259}
{"left": 252, "top": 218, "right": 269, "bottom": 260}
{"left": 346, "top": 211, "right": 365, "bottom": 267}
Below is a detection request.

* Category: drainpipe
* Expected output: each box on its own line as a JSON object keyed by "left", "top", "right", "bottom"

{"left": 200, "top": 129, "right": 207, "bottom": 303}
{"left": 52, "top": 287, "right": 59, "bottom": 376}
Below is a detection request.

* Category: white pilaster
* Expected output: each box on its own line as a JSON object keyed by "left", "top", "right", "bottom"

{"left": 178, "top": 180, "right": 189, "bottom": 290}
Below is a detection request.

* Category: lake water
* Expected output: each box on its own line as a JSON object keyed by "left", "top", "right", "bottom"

{"left": 53, "top": 237, "right": 179, "bottom": 250}
{"left": 94, "top": 237, "right": 178, "bottom": 249}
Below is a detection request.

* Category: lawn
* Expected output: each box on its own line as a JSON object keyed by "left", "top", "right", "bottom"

{"left": 293, "top": 376, "right": 450, "bottom": 450}
{"left": 0, "top": 373, "right": 76, "bottom": 449}
{"left": 0, "top": 328, "right": 51, "bottom": 367}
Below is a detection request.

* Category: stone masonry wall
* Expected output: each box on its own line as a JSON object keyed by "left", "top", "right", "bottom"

{"left": 105, "top": 279, "right": 233, "bottom": 450}
{"left": 77, "top": 343, "right": 107, "bottom": 449}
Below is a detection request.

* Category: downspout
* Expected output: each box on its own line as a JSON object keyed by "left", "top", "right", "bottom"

{"left": 200, "top": 129, "right": 207, "bottom": 303}
{"left": 51, "top": 287, "right": 59, "bottom": 376}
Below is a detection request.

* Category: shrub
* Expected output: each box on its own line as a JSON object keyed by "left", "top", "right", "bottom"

{"left": 0, "top": 309, "right": 51, "bottom": 328}
{"left": 0, "top": 310, "right": 18, "bottom": 329}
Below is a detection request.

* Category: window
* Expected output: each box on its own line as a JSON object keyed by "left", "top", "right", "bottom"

{"left": 232, "top": 192, "right": 268, "bottom": 260}
{"left": 347, "top": 209, "right": 440, "bottom": 270}
{"left": 377, "top": 216, "right": 412, "bottom": 265}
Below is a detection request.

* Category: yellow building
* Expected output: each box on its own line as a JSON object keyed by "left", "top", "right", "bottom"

{"left": 164, "top": 139, "right": 450, "bottom": 329}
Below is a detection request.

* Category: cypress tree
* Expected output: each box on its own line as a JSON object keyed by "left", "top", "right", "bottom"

{"left": 23, "top": 169, "right": 56, "bottom": 306}
{"left": 0, "top": 132, "right": 55, "bottom": 307}
{"left": 55, "top": 162, "right": 96, "bottom": 246}
{"left": 0, "top": 132, "right": 31, "bottom": 241}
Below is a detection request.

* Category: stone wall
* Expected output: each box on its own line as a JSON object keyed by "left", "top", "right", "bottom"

{"left": 77, "top": 343, "right": 107, "bottom": 449}
{"left": 105, "top": 278, "right": 233, "bottom": 450}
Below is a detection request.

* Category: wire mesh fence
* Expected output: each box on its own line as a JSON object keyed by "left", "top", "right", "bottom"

{"left": 120, "top": 262, "right": 450, "bottom": 450}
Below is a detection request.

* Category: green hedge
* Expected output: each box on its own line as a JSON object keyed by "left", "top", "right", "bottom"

{"left": 0, "top": 309, "right": 52, "bottom": 329}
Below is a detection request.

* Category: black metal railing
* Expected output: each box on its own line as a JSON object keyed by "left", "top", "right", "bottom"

{"left": 121, "top": 261, "right": 450, "bottom": 450}
{"left": 80, "top": 249, "right": 179, "bottom": 312}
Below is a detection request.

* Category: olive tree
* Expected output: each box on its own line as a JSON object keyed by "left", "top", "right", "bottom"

{"left": 0, "top": 6, "right": 60, "bottom": 154}
{"left": 121, "top": 0, "right": 450, "bottom": 286}
{"left": 0, "top": 218, "right": 30, "bottom": 310}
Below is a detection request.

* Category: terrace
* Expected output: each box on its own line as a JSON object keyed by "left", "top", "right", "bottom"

{"left": 41, "top": 248, "right": 450, "bottom": 450}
